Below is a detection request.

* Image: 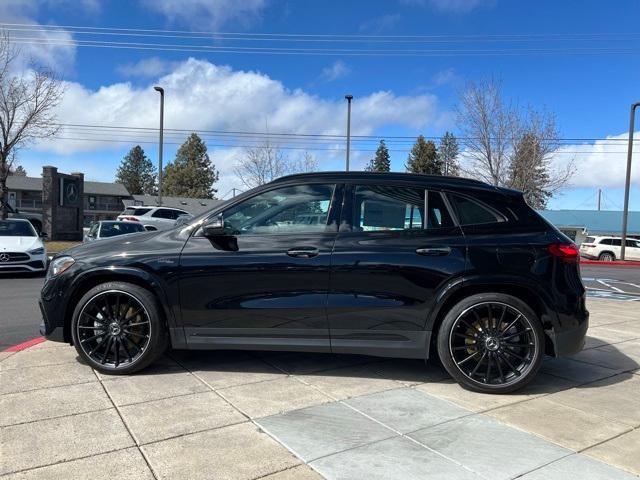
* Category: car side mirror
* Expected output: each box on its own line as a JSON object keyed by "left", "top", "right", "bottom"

{"left": 202, "top": 215, "right": 226, "bottom": 237}
{"left": 40, "top": 231, "right": 48, "bottom": 239}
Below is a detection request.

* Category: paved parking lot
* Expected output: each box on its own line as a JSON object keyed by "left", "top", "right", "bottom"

{"left": 1, "top": 298, "right": 639, "bottom": 479}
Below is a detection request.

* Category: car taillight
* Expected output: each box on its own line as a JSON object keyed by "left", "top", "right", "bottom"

{"left": 120, "top": 216, "right": 139, "bottom": 221}
{"left": 548, "top": 243, "right": 579, "bottom": 263}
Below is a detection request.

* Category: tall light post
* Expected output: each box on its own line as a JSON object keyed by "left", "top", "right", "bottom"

{"left": 620, "top": 101, "right": 639, "bottom": 261}
{"left": 154, "top": 86, "right": 164, "bottom": 206}
{"left": 345, "top": 95, "right": 353, "bottom": 171}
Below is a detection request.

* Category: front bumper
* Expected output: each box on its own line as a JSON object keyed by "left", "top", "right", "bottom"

{"left": 0, "top": 256, "right": 46, "bottom": 273}
{"left": 551, "top": 312, "right": 589, "bottom": 356}
{"left": 39, "top": 274, "right": 71, "bottom": 343}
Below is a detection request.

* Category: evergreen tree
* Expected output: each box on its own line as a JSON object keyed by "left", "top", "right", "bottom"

{"left": 365, "top": 140, "right": 391, "bottom": 172}
{"left": 8, "top": 165, "right": 27, "bottom": 176}
{"left": 437, "top": 131, "right": 460, "bottom": 176}
{"left": 508, "top": 132, "right": 551, "bottom": 209}
{"left": 115, "top": 146, "right": 157, "bottom": 195}
{"left": 406, "top": 135, "right": 442, "bottom": 174}
{"left": 163, "top": 133, "right": 219, "bottom": 198}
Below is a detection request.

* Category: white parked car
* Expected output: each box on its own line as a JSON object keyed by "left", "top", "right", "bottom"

{"left": 579, "top": 236, "right": 640, "bottom": 261}
{"left": 0, "top": 218, "right": 47, "bottom": 274}
{"left": 117, "top": 206, "right": 191, "bottom": 231}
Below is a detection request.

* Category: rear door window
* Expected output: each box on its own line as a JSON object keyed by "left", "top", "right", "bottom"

{"left": 448, "top": 194, "right": 505, "bottom": 226}
{"left": 351, "top": 185, "right": 453, "bottom": 231}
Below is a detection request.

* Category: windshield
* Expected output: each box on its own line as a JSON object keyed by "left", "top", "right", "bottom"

{"left": 101, "top": 222, "right": 145, "bottom": 237}
{"left": 0, "top": 220, "right": 36, "bottom": 237}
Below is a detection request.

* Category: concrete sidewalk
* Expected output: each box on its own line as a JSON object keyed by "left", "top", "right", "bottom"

{"left": 1, "top": 298, "right": 639, "bottom": 479}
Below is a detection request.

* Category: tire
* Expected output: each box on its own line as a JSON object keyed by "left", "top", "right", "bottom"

{"left": 71, "top": 281, "right": 168, "bottom": 375}
{"left": 437, "top": 293, "right": 545, "bottom": 394}
{"left": 598, "top": 252, "right": 615, "bottom": 262}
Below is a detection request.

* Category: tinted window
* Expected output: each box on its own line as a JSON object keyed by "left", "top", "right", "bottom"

{"left": 223, "top": 184, "right": 335, "bottom": 235}
{"left": 448, "top": 194, "right": 503, "bottom": 226}
{"left": 0, "top": 220, "right": 36, "bottom": 237}
{"left": 585, "top": 236, "right": 596, "bottom": 243}
{"left": 611, "top": 239, "right": 622, "bottom": 246}
{"left": 626, "top": 239, "right": 640, "bottom": 248}
{"left": 352, "top": 186, "right": 453, "bottom": 232}
{"left": 100, "top": 222, "right": 145, "bottom": 238}
{"left": 599, "top": 238, "right": 612, "bottom": 245}
{"left": 123, "top": 207, "right": 151, "bottom": 216}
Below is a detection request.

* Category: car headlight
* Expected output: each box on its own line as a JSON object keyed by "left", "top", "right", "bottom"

{"left": 47, "top": 256, "right": 75, "bottom": 279}
{"left": 28, "top": 247, "right": 45, "bottom": 255}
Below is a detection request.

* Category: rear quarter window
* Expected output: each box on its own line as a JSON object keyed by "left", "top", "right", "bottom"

{"left": 447, "top": 194, "right": 504, "bottom": 226}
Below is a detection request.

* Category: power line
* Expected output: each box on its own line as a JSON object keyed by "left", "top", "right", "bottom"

{"left": 10, "top": 37, "right": 640, "bottom": 57}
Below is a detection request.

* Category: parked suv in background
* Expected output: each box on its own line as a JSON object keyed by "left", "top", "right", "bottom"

{"left": 117, "top": 206, "right": 190, "bottom": 231}
{"left": 1, "top": 200, "right": 43, "bottom": 234}
{"left": 40, "top": 172, "right": 588, "bottom": 394}
{"left": 579, "top": 236, "right": 640, "bottom": 261}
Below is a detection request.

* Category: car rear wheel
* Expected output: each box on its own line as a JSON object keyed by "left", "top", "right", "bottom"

{"left": 437, "top": 293, "right": 544, "bottom": 394}
{"left": 598, "top": 252, "right": 615, "bottom": 261}
{"left": 71, "top": 281, "right": 168, "bottom": 374}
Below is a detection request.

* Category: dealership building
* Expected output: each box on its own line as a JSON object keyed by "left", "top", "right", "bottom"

{"left": 5, "top": 167, "right": 639, "bottom": 242}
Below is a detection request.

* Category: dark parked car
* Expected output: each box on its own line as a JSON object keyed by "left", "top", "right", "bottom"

{"left": 40, "top": 172, "right": 588, "bottom": 393}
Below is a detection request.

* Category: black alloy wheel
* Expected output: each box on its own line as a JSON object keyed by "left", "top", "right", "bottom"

{"left": 72, "top": 282, "right": 168, "bottom": 374}
{"left": 437, "top": 293, "right": 544, "bottom": 393}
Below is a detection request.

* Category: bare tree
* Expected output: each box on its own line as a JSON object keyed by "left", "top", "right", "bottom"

{"left": 457, "top": 78, "right": 573, "bottom": 206}
{"left": 457, "top": 78, "right": 515, "bottom": 186}
{"left": 0, "top": 32, "right": 63, "bottom": 218}
{"left": 508, "top": 108, "right": 574, "bottom": 209}
{"left": 234, "top": 141, "right": 318, "bottom": 189}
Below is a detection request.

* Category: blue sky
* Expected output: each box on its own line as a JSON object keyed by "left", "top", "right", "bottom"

{"left": 2, "top": 0, "right": 639, "bottom": 209}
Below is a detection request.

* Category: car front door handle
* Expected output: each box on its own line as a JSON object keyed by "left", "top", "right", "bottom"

{"left": 416, "top": 246, "right": 451, "bottom": 256}
{"left": 287, "top": 247, "right": 319, "bottom": 258}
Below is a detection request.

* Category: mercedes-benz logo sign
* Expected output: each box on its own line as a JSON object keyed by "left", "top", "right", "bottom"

{"left": 66, "top": 183, "right": 78, "bottom": 203}
{"left": 0, "top": 253, "right": 10, "bottom": 262}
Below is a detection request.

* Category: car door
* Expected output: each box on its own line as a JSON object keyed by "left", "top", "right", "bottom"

{"left": 625, "top": 239, "right": 640, "bottom": 261}
{"left": 327, "top": 183, "right": 466, "bottom": 358}
{"left": 178, "top": 183, "right": 342, "bottom": 351}
{"left": 150, "top": 208, "right": 176, "bottom": 229}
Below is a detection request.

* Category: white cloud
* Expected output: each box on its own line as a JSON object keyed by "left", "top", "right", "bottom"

{"left": 31, "top": 57, "right": 448, "bottom": 193}
{"left": 399, "top": 0, "right": 495, "bottom": 13}
{"left": 551, "top": 132, "right": 639, "bottom": 188}
{"left": 359, "top": 14, "right": 402, "bottom": 33}
{"left": 0, "top": 0, "right": 77, "bottom": 72}
{"left": 431, "top": 68, "right": 460, "bottom": 87}
{"left": 320, "top": 60, "right": 350, "bottom": 82}
{"left": 116, "top": 58, "right": 180, "bottom": 78}
{"left": 141, "top": 0, "right": 267, "bottom": 30}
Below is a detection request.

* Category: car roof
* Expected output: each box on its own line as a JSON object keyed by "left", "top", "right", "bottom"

{"left": 125, "top": 205, "right": 185, "bottom": 211}
{"left": 270, "top": 171, "right": 502, "bottom": 192}
{"left": 0, "top": 218, "right": 30, "bottom": 223}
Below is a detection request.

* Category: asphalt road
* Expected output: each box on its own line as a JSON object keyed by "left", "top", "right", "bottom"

{"left": 0, "top": 264, "right": 638, "bottom": 350}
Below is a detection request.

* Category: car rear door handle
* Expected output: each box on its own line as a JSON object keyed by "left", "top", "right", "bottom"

{"left": 287, "top": 247, "right": 319, "bottom": 258}
{"left": 416, "top": 246, "right": 451, "bottom": 256}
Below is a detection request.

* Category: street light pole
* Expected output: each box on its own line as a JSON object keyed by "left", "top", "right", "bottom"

{"left": 621, "top": 101, "right": 639, "bottom": 261}
{"left": 154, "top": 86, "right": 164, "bottom": 206}
{"left": 345, "top": 95, "right": 353, "bottom": 171}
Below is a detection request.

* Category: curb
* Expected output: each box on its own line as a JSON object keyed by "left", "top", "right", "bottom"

{"left": 2, "top": 336, "right": 46, "bottom": 353}
{"left": 580, "top": 259, "right": 640, "bottom": 267}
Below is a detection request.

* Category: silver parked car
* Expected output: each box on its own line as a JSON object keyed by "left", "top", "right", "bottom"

{"left": 84, "top": 221, "right": 146, "bottom": 242}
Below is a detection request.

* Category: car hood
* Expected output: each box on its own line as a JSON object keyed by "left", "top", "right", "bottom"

{"left": 58, "top": 228, "right": 188, "bottom": 262}
{"left": 0, "top": 236, "right": 42, "bottom": 252}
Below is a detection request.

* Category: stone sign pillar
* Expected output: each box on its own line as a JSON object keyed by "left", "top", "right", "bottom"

{"left": 42, "top": 166, "right": 84, "bottom": 241}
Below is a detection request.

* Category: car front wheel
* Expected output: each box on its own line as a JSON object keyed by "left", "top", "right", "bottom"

{"left": 71, "top": 281, "right": 168, "bottom": 374}
{"left": 437, "top": 293, "right": 545, "bottom": 394}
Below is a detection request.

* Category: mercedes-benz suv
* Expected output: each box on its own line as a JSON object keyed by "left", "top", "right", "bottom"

{"left": 40, "top": 172, "right": 588, "bottom": 393}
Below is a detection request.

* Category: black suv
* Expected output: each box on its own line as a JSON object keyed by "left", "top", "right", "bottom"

{"left": 40, "top": 172, "right": 588, "bottom": 393}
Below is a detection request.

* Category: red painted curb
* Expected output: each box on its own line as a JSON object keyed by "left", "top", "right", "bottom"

{"left": 580, "top": 259, "right": 640, "bottom": 267}
{"left": 3, "top": 337, "right": 46, "bottom": 353}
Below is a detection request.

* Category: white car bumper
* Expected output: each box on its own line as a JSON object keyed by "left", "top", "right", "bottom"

{"left": 0, "top": 252, "right": 47, "bottom": 273}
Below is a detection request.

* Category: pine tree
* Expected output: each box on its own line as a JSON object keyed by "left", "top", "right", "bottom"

{"left": 115, "top": 146, "right": 157, "bottom": 195}
{"left": 508, "top": 132, "right": 551, "bottom": 209}
{"left": 8, "top": 165, "right": 27, "bottom": 176}
{"left": 437, "top": 132, "right": 460, "bottom": 176}
{"left": 365, "top": 140, "right": 391, "bottom": 172}
{"left": 163, "top": 133, "right": 219, "bottom": 198}
{"left": 406, "top": 135, "right": 442, "bottom": 174}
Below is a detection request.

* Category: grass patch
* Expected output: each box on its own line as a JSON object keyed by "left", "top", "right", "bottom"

{"left": 45, "top": 241, "right": 81, "bottom": 254}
